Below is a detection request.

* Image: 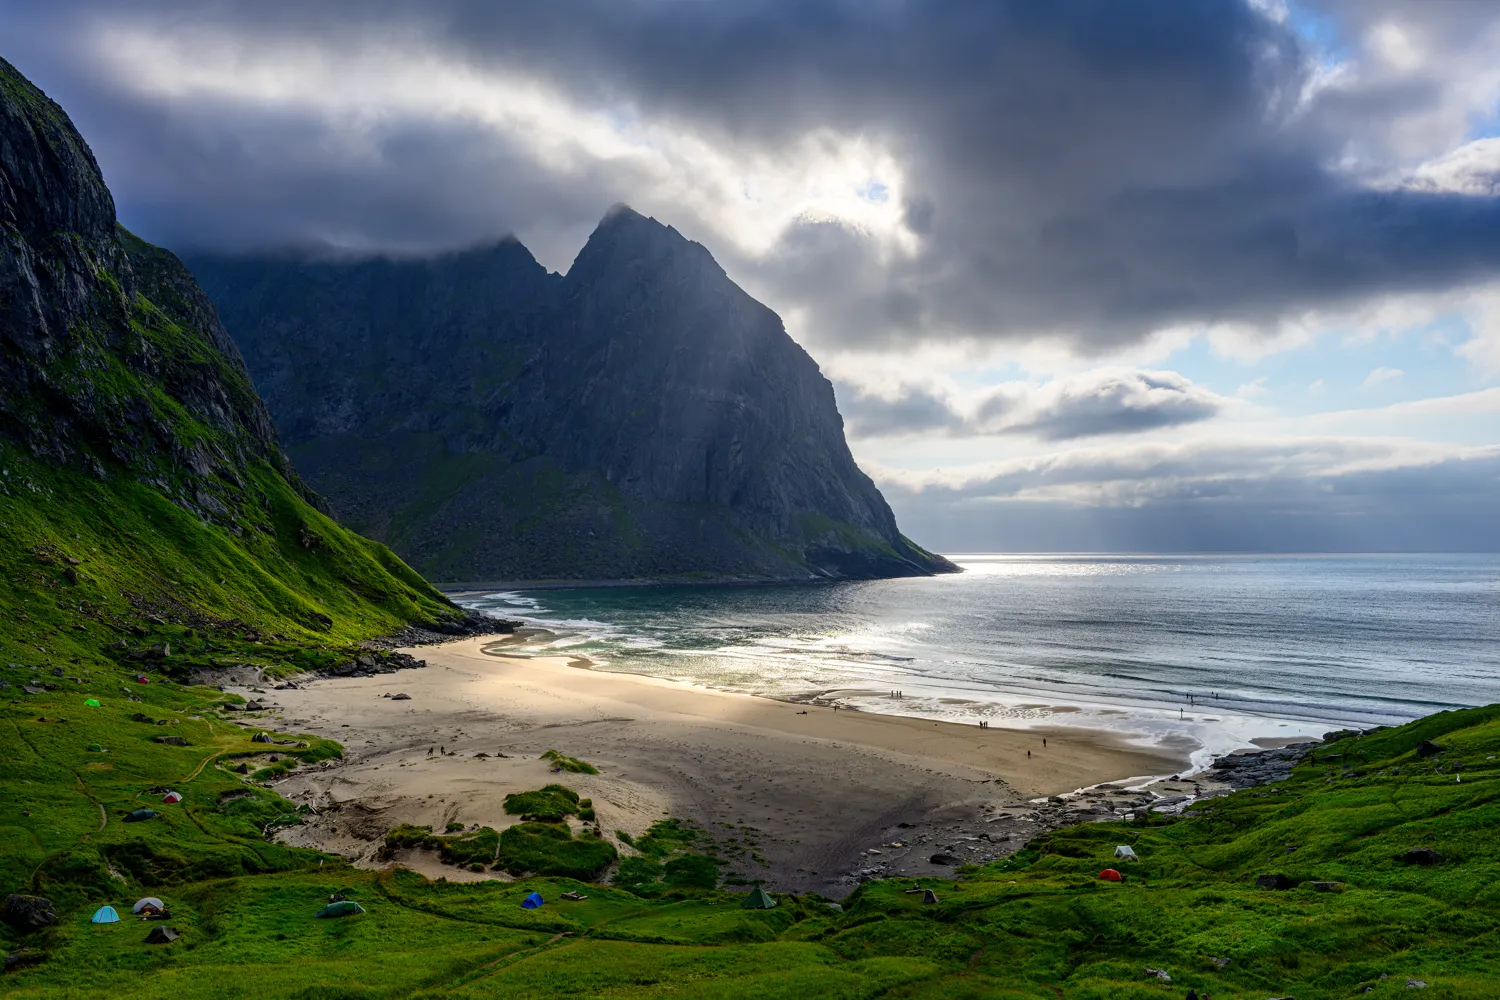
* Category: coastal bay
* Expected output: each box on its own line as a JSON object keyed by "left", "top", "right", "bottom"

{"left": 263, "top": 634, "right": 1184, "bottom": 896}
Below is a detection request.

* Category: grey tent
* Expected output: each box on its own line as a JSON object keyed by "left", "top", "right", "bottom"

{"left": 143, "top": 925, "right": 179, "bottom": 944}
{"left": 741, "top": 886, "right": 777, "bottom": 910}
{"left": 123, "top": 809, "right": 156, "bottom": 823}
{"left": 132, "top": 897, "right": 164, "bottom": 914}
{"left": 921, "top": 889, "right": 940, "bottom": 904}
{"left": 1114, "top": 845, "right": 1139, "bottom": 861}
{"left": 315, "top": 901, "right": 366, "bottom": 918}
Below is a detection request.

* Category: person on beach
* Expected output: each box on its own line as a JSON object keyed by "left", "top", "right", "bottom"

{"left": 1042, "top": 738, "right": 1046, "bottom": 748}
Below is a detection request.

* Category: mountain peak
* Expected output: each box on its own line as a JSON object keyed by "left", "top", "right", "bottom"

{"left": 0, "top": 56, "right": 116, "bottom": 240}
{"left": 568, "top": 203, "right": 717, "bottom": 287}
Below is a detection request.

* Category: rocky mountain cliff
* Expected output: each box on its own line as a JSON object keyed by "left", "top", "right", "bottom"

{"left": 190, "top": 207, "right": 954, "bottom": 583}
{"left": 0, "top": 56, "right": 461, "bottom": 662}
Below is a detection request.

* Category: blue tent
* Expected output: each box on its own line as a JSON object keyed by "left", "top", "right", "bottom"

{"left": 91, "top": 905, "right": 120, "bottom": 924}
{"left": 520, "top": 892, "right": 544, "bottom": 910}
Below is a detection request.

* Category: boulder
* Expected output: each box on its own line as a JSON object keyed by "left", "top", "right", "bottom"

{"left": 928, "top": 854, "right": 960, "bottom": 866}
{"left": 1401, "top": 848, "right": 1443, "bottom": 866}
{"left": 154, "top": 735, "right": 189, "bottom": 746}
{"left": 1416, "top": 741, "right": 1446, "bottom": 758}
{"left": 2, "top": 895, "right": 57, "bottom": 932}
{"left": 1255, "top": 874, "right": 1294, "bottom": 890}
{"left": 391, "top": 692, "right": 411, "bottom": 701}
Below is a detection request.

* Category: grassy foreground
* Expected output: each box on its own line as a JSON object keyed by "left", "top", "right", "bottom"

{"left": 6, "top": 684, "right": 1500, "bottom": 998}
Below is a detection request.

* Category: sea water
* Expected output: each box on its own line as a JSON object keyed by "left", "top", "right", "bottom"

{"left": 456, "top": 554, "right": 1500, "bottom": 765}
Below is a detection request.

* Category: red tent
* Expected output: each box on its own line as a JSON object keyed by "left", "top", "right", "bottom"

{"left": 1098, "top": 868, "right": 1122, "bottom": 882}
{"left": 162, "top": 792, "right": 182, "bottom": 804}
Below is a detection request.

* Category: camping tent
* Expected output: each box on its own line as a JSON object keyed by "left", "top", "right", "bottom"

{"left": 84, "top": 699, "right": 101, "bottom": 707}
{"left": 123, "top": 809, "right": 156, "bottom": 823}
{"left": 520, "top": 892, "right": 545, "bottom": 910}
{"left": 161, "top": 792, "right": 182, "bottom": 804}
{"left": 315, "top": 901, "right": 366, "bottom": 918}
{"left": 1114, "top": 845, "right": 1138, "bottom": 860}
{"left": 91, "top": 906, "right": 119, "bottom": 924}
{"left": 143, "top": 926, "right": 179, "bottom": 944}
{"left": 251, "top": 732, "right": 273, "bottom": 743}
{"left": 1098, "top": 868, "right": 1122, "bottom": 882}
{"left": 132, "top": 897, "right": 164, "bottom": 914}
{"left": 741, "top": 886, "right": 777, "bottom": 910}
{"left": 921, "top": 889, "right": 940, "bottom": 904}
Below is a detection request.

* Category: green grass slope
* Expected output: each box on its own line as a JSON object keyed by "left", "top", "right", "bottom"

{"left": 0, "top": 443, "right": 455, "bottom": 675}
{"left": 1, "top": 54, "right": 464, "bottom": 676}
{"left": 7, "top": 700, "right": 1500, "bottom": 997}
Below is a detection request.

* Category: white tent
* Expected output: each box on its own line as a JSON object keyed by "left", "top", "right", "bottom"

{"left": 1114, "top": 845, "right": 1139, "bottom": 860}
{"left": 133, "top": 897, "right": 164, "bottom": 914}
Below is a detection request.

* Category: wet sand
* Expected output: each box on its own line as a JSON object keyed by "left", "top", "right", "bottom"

{"left": 258, "top": 636, "right": 1186, "bottom": 896}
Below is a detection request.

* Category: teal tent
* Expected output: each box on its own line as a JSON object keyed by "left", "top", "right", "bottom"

{"left": 123, "top": 809, "right": 156, "bottom": 823}
{"left": 521, "top": 892, "right": 544, "bottom": 910}
{"left": 91, "top": 905, "right": 120, "bottom": 924}
{"left": 741, "top": 886, "right": 777, "bottom": 910}
{"left": 315, "top": 901, "right": 365, "bottom": 918}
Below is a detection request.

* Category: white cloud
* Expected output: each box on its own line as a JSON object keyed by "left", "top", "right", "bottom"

{"left": 870, "top": 435, "right": 1499, "bottom": 507}
{"left": 835, "top": 369, "right": 1228, "bottom": 442}
{"left": 1363, "top": 366, "right": 1404, "bottom": 387}
{"left": 1236, "top": 377, "right": 1270, "bottom": 398}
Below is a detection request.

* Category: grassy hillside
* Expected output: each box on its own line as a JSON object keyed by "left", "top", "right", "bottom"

{"left": 1, "top": 54, "right": 464, "bottom": 678}
{"left": 0, "top": 443, "right": 456, "bottom": 676}
{"left": 6, "top": 691, "right": 1498, "bottom": 997}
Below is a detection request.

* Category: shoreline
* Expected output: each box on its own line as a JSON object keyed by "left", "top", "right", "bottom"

{"left": 257, "top": 635, "right": 1189, "bottom": 897}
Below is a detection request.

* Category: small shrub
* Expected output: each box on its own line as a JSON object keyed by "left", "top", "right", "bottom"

{"left": 438, "top": 827, "right": 499, "bottom": 867}
{"left": 495, "top": 822, "right": 617, "bottom": 880}
{"left": 540, "top": 749, "right": 599, "bottom": 774}
{"left": 663, "top": 853, "right": 721, "bottom": 889}
{"left": 613, "top": 855, "right": 665, "bottom": 895}
{"left": 503, "top": 784, "right": 581, "bottom": 822}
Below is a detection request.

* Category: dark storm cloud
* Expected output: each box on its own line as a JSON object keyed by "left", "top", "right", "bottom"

{"left": 835, "top": 370, "right": 1225, "bottom": 440}
{"left": 7, "top": 0, "right": 1500, "bottom": 350}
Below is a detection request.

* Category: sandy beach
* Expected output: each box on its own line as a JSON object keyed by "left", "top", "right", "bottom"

{"left": 258, "top": 635, "right": 1188, "bottom": 896}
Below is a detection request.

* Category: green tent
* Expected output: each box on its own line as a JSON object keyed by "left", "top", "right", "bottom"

{"left": 315, "top": 901, "right": 366, "bottom": 918}
{"left": 84, "top": 699, "right": 101, "bottom": 707}
{"left": 741, "top": 886, "right": 777, "bottom": 910}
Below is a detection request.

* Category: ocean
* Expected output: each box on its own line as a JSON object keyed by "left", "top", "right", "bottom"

{"left": 456, "top": 554, "right": 1500, "bottom": 767}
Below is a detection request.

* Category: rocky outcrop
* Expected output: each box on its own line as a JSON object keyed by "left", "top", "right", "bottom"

{"left": 0, "top": 57, "right": 460, "bottom": 647}
{"left": 189, "top": 207, "right": 956, "bottom": 584}
{"left": 1, "top": 894, "right": 56, "bottom": 932}
{"left": 0, "top": 57, "right": 305, "bottom": 517}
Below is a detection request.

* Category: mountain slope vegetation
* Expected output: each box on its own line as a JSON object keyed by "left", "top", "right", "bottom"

{"left": 189, "top": 209, "right": 954, "bottom": 585}
{"left": 0, "top": 55, "right": 467, "bottom": 678}
{"left": 5, "top": 689, "right": 1498, "bottom": 998}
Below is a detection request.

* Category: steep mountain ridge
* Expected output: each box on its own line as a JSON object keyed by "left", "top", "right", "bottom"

{"left": 191, "top": 206, "right": 954, "bottom": 583}
{"left": 0, "top": 56, "right": 462, "bottom": 667}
